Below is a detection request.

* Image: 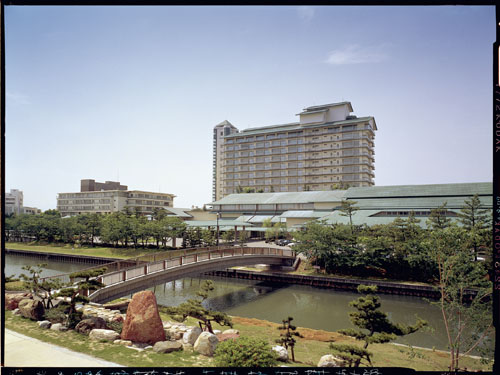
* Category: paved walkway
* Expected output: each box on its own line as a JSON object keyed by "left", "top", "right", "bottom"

{"left": 3, "top": 329, "right": 123, "bottom": 367}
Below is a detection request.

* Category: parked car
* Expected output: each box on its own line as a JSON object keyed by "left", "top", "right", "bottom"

{"left": 276, "top": 239, "right": 292, "bottom": 246}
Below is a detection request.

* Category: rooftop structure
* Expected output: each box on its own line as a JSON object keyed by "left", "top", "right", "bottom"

{"left": 212, "top": 102, "right": 376, "bottom": 200}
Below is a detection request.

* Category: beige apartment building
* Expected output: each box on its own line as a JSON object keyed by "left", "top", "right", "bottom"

{"left": 57, "top": 179, "right": 175, "bottom": 217}
{"left": 213, "top": 102, "right": 376, "bottom": 200}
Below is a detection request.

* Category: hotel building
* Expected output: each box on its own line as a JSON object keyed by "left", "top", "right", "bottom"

{"left": 212, "top": 102, "right": 376, "bottom": 200}
{"left": 57, "top": 179, "right": 175, "bottom": 217}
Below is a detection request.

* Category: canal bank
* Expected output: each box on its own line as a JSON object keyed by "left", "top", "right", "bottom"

{"left": 6, "top": 247, "right": 446, "bottom": 299}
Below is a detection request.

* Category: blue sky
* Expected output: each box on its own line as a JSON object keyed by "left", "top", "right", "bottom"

{"left": 5, "top": 5, "right": 495, "bottom": 211}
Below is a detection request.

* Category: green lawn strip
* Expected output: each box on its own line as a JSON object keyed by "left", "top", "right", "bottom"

{"left": 5, "top": 242, "right": 202, "bottom": 261}
{"left": 4, "top": 311, "right": 208, "bottom": 367}
{"left": 4, "top": 310, "right": 491, "bottom": 370}
{"left": 5, "top": 281, "right": 29, "bottom": 291}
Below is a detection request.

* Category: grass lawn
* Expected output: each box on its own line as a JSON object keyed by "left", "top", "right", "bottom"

{"left": 5, "top": 242, "right": 199, "bottom": 260}
{"left": 4, "top": 310, "right": 492, "bottom": 371}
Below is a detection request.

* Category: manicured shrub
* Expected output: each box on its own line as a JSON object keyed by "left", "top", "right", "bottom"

{"left": 214, "top": 337, "right": 278, "bottom": 367}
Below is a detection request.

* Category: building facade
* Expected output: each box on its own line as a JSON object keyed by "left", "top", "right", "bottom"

{"left": 5, "top": 189, "right": 24, "bottom": 215}
{"left": 213, "top": 120, "right": 238, "bottom": 201}
{"left": 209, "top": 182, "right": 492, "bottom": 230}
{"left": 57, "top": 180, "right": 175, "bottom": 217}
{"left": 213, "top": 102, "right": 376, "bottom": 200}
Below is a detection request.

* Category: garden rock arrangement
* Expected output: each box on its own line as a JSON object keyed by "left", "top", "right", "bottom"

{"left": 272, "top": 345, "right": 289, "bottom": 362}
{"left": 6, "top": 292, "right": 32, "bottom": 310}
{"left": 121, "top": 290, "right": 166, "bottom": 345}
{"left": 317, "top": 354, "right": 345, "bottom": 367}
{"left": 193, "top": 332, "right": 219, "bottom": 356}
{"left": 18, "top": 299, "right": 45, "bottom": 321}
{"left": 76, "top": 304, "right": 125, "bottom": 323}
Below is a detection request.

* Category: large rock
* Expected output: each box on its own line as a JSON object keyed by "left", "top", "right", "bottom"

{"left": 222, "top": 329, "right": 239, "bottom": 335}
{"left": 153, "top": 341, "right": 183, "bottom": 353}
{"left": 50, "top": 323, "right": 68, "bottom": 332}
{"left": 317, "top": 354, "right": 345, "bottom": 367}
{"left": 38, "top": 320, "right": 52, "bottom": 329}
{"left": 272, "top": 345, "right": 289, "bottom": 362}
{"left": 89, "top": 329, "right": 120, "bottom": 341}
{"left": 183, "top": 327, "right": 202, "bottom": 345}
{"left": 75, "top": 317, "right": 108, "bottom": 335}
{"left": 18, "top": 299, "right": 44, "bottom": 321}
{"left": 121, "top": 291, "right": 166, "bottom": 345}
{"left": 6, "top": 293, "right": 32, "bottom": 310}
{"left": 193, "top": 332, "right": 219, "bottom": 357}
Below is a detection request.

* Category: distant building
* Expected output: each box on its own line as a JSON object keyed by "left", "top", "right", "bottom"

{"left": 5, "top": 189, "right": 41, "bottom": 215}
{"left": 57, "top": 179, "right": 175, "bottom": 217}
{"left": 213, "top": 120, "right": 238, "bottom": 201}
{"left": 209, "top": 182, "right": 492, "bottom": 231}
{"left": 212, "top": 102, "right": 377, "bottom": 200}
{"left": 5, "top": 189, "right": 24, "bottom": 215}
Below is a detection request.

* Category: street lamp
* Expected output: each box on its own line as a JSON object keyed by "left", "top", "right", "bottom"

{"left": 216, "top": 212, "right": 221, "bottom": 246}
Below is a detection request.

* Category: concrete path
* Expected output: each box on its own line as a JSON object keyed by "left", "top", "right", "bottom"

{"left": 3, "top": 329, "right": 123, "bottom": 367}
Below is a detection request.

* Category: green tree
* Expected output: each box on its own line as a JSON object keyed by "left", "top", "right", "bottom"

{"left": 339, "top": 200, "right": 359, "bottom": 235}
{"left": 427, "top": 202, "right": 451, "bottom": 230}
{"left": 425, "top": 225, "right": 493, "bottom": 371}
{"left": 57, "top": 267, "right": 107, "bottom": 327}
{"left": 165, "top": 280, "right": 233, "bottom": 333}
{"left": 275, "top": 316, "right": 302, "bottom": 362}
{"left": 457, "top": 194, "right": 491, "bottom": 261}
{"left": 214, "top": 337, "right": 278, "bottom": 367}
{"left": 221, "top": 229, "right": 235, "bottom": 244}
{"left": 238, "top": 230, "right": 249, "bottom": 246}
{"left": 201, "top": 228, "right": 217, "bottom": 246}
{"left": 328, "top": 343, "right": 372, "bottom": 367}
{"left": 335, "top": 285, "right": 426, "bottom": 367}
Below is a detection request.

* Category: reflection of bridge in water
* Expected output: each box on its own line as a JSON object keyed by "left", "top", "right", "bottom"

{"left": 41, "top": 246, "right": 296, "bottom": 304}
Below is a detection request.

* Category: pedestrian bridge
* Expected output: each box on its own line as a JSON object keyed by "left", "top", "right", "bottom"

{"left": 81, "top": 246, "right": 296, "bottom": 303}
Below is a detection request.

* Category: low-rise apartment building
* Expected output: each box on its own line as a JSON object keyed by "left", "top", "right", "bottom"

{"left": 213, "top": 102, "right": 376, "bottom": 200}
{"left": 57, "top": 179, "right": 175, "bottom": 217}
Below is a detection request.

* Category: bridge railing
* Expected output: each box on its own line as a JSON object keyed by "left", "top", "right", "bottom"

{"left": 95, "top": 247, "right": 294, "bottom": 288}
{"left": 38, "top": 246, "right": 295, "bottom": 288}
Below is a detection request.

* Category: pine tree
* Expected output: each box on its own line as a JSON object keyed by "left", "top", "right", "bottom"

{"left": 427, "top": 202, "right": 451, "bottom": 230}
{"left": 334, "top": 285, "right": 426, "bottom": 366}
{"left": 457, "top": 194, "right": 490, "bottom": 261}
{"left": 275, "top": 316, "right": 302, "bottom": 362}
{"left": 165, "top": 280, "right": 233, "bottom": 333}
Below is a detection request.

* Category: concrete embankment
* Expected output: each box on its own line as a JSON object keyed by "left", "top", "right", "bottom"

{"left": 206, "top": 269, "right": 444, "bottom": 299}
{"left": 5, "top": 248, "right": 122, "bottom": 264}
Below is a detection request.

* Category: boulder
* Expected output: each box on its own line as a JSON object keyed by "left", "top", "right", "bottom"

{"left": 272, "top": 345, "right": 289, "bottom": 362}
{"left": 193, "top": 332, "right": 219, "bottom": 357}
{"left": 317, "top": 354, "right": 345, "bottom": 367}
{"left": 18, "top": 299, "right": 44, "bottom": 321}
{"left": 75, "top": 317, "right": 108, "bottom": 335}
{"left": 182, "top": 327, "right": 202, "bottom": 345}
{"left": 6, "top": 293, "right": 32, "bottom": 310}
{"left": 213, "top": 329, "right": 222, "bottom": 335}
{"left": 13, "top": 308, "right": 21, "bottom": 316}
{"left": 50, "top": 323, "right": 68, "bottom": 332}
{"left": 222, "top": 329, "right": 240, "bottom": 335}
{"left": 113, "top": 339, "right": 133, "bottom": 346}
{"left": 38, "top": 320, "right": 52, "bottom": 329}
{"left": 153, "top": 341, "right": 183, "bottom": 353}
{"left": 89, "top": 329, "right": 120, "bottom": 341}
{"left": 121, "top": 291, "right": 166, "bottom": 345}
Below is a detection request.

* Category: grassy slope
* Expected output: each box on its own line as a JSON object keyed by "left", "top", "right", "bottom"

{"left": 5, "top": 242, "right": 198, "bottom": 260}
{"left": 4, "top": 311, "right": 492, "bottom": 371}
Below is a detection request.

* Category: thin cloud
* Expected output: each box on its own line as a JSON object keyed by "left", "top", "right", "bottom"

{"left": 7, "top": 91, "right": 30, "bottom": 105}
{"left": 297, "top": 6, "right": 315, "bottom": 23}
{"left": 325, "top": 44, "right": 388, "bottom": 65}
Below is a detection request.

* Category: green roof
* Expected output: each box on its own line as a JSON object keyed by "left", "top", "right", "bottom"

{"left": 346, "top": 182, "right": 492, "bottom": 200}
{"left": 279, "top": 210, "right": 332, "bottom": 219}
{"left": 211, "top": 191, "right": 346, "bottom": 205}
{"left": 185, "top": 220, "right": 253, "bottom": 228}
{"left": 164, "top": 207, "right": 193, "bottom": 218}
